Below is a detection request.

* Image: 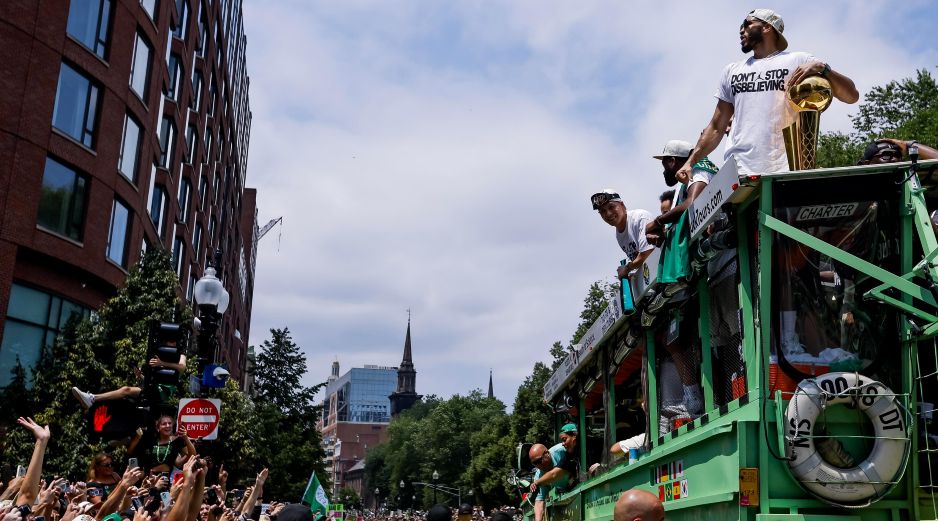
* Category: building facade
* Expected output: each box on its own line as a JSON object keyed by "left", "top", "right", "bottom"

{"left": 0, "top": 0, "right": 256, "bottom": 386}
{"left": 319, "top": 361, "right": 397, "bottom": 496}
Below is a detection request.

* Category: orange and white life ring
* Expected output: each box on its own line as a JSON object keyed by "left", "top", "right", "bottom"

{"left": 784, "top": 371, "right": 910, "bottom": 506}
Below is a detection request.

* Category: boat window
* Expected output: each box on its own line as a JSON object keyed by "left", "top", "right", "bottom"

{"left": 771, "top": 175, "right": 902, "bottom": 394}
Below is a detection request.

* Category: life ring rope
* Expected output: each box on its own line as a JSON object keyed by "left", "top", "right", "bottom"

{"left": 783, "top": 371, "right": 912, "bottom": 507}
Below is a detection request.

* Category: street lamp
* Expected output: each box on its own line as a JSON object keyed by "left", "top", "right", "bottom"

{"left": 193, "top": 259, "right": 231, "bottom": 390}
{"left": 374, "top": 488, "right": 380, "bottom": 513}
{"left": 432, "top": 470, "right": 439, "bottom": 504}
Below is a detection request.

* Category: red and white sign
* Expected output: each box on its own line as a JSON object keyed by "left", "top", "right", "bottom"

{"left": 177, "top": 398, "right": 221, "bottom": 440}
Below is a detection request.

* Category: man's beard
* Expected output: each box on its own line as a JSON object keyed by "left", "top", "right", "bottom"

{"left": 663, "top": 170, "right": 678, "bottom": 187}
{"left": 741, "top": 27, "right": 762, "bottom": 53}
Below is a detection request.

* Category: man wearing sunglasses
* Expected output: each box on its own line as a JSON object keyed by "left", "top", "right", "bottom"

{"left": 591, "top": 190, "right": 656, "bottom": 281}
{"left": 527, "top": 441, "right": 569, "bottom": 521}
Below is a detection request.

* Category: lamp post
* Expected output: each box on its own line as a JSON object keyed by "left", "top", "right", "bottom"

{"left": 399, "top": 481, "right": 405, "bottom": 509}
{"left": 432, "top": 470, "right": 439, "bottom": 505}
{"left": 374, "top": 488, "right": 379, "bottom": 513}
{"left": 193, "top": 254, "right": 231, "bottom": 392}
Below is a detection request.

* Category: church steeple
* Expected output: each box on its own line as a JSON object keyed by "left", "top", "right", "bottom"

{"left": 389, "top": 312, "right": 421, "bottom": 417}
{"left": 487, "top": 369, "right": 494, "bottom": 399}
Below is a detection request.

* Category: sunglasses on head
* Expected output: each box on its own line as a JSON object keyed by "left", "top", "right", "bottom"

{"left": 591, "top": 192, "right": 620, "bottom": 210}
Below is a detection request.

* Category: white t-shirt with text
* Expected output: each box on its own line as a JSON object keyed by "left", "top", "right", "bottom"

{"left": 616, "top": 208, "right": 654, "bottom": 262}
{"left": 716, "top": 51, "right": 818, "bottom": 175}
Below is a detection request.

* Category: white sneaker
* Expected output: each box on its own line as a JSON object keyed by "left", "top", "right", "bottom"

{"left": 71, "top": 387, "right": 94, "bottom": 409}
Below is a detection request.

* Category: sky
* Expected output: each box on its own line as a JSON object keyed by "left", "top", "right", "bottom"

{"left": 241, "top": 1, "right": 938, "bottom": 407}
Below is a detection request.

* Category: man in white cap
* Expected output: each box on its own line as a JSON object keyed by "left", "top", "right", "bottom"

{"left": 591, "top": 190, "right": 655, "bottom": 281}
{"left": 677, "top": 8, "right": 859, "bottom": 178}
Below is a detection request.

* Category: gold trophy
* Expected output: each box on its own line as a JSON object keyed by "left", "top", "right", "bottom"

{"left": 782, "top": 76, "right": 833, "bottom": 170}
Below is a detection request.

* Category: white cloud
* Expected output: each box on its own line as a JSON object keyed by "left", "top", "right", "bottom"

{"left": 243, "top": 0, "right": 938, "bottom": 405}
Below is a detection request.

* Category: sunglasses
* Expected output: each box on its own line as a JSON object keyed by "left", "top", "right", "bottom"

{"left": 98, "top": 462, "right": 113, "bottom": 468}
{"left": 591, "top": 192, "right": 620, "bottom": 210}
{"left": 530, "top": 452, "right": 549, "bottom": 465}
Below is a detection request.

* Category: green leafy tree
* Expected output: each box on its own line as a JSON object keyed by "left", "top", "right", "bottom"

{"left": 509, "top": 362, "right": 553, "bottom": 445}
{"left": 337, "top": 487, "right": 362, "bottom": 509}
{"left": 819, "top": 69, "right": 938, "bottom": 167}
{"left": 247, "top": 328, "right": 328, "bottom": 500}
{"left": 0, "top": 249, "right": 191, "bottom": 478}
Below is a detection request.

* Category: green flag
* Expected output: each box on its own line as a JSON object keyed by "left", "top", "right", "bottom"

{"left": 301, "top": 472, "right": 329, "bottom": 520}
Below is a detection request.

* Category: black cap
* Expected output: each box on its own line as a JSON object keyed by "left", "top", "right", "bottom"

{"left": 490, "top": 512, "right": 513, "bottom": 521}
{"left": 458, "top": 503, "right": 474, "bottom": 515}
{"left": 861, "top": 141, "right": 901, "bottom": 163}
{"left": 277, "top": 504, "right": 314, "bottom": 521}
{"left": 428, "top": 505, "right": 452, "bottom": 521}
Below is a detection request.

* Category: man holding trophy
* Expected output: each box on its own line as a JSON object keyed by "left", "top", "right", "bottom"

{"left": 677, "top": 8, "right": 859, "bottom": 177}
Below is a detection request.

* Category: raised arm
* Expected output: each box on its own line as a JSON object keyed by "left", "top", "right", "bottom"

{"left": 788, "top": 61, "right": 859, "bottom": 104}
{"left": 14, "top": 417, "right": 50, "bottom": 508}
{"left": 240, "top": 469, "right": 268, "bottom": 516}
{"left": 165, "top": 457, "right": 204, "bottom": 521}
{"left": 678, "top": 100, "right": 734, "bottom": 182}
{"left": 186, "top": 459, "right": 207, "bottom": 521}
{"left": 96, "top": 467, "right": 143, "bottom": 520}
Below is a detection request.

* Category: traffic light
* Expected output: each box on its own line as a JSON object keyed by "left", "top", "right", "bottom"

{"left": 143, "top": 321, "right": 188, "bottom": 406}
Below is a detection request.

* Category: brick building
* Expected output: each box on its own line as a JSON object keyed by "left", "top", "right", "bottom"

{"left": 0, "top": 0, "right": 256, "bottom": 386}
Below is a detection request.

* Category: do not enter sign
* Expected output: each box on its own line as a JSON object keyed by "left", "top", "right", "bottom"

{"left": 177, "top": 398, "right": 221, "bottom": 440}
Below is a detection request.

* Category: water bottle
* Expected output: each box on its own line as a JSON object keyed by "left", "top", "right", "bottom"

{"left": 620, "top": 260, "right": 635, "bottom": 315}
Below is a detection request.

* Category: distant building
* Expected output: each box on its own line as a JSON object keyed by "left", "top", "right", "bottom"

{"left": 388, "top": 319, "right": 422, "bottom": 417}
{"left": 488, "top": 369, "right": 494, "bottom": 399}
{"left": 319, "top": 361, "right": 397, "bottom": 496}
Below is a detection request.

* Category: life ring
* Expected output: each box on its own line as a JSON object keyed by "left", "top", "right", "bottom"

{"left": 784, "top": 371, "right": 910, "bottom": 506}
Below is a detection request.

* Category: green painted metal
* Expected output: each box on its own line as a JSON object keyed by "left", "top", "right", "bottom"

{"left": 528, "top": 166, "right": 936, "bottom": 521}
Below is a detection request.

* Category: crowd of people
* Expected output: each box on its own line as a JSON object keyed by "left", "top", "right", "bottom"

{"left": 0, "top": 416, "right": 308, "bottom": 521}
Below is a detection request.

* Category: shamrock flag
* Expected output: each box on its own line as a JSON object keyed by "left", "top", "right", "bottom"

{"left": 301, "top": 472, "right": 329, "bottom": 520}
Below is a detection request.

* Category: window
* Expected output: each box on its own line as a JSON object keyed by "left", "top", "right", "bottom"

{"left": 166, "top": 54, "right": 182, "bottom": 100}
{"left": 204, "top": 131, "right": 212, "bottom": 162}
{"left": 192, "top": 71, "right": 202, "bottom": 111}
{"left": 209, "top": 215, "right": 216, "bottom": 245}
{"left": 198, "top": 173, "right": 207, "bottom": 208}
{"left": 66, "top": 0, "right": 111, "bottom": 59}
{"left": 198, "top": 13, "right": 207, "bottom": 56}
{"left": 149, "top": 184, "right": 166, "bottom": 237}
{"left": 173, "top": 0, "right": 189, "bottom": 40}
{"left": 140, "top": 0, "right": 157, "bottom": 20}
{"left": 187, "top": 274, "right": 196, "bottom": 302}
{"left": 52, "top": 63, "right": 100, "bottom": 148}
{"left": 192, "top": 223, "right": 202, "bottom": 261}
{"left": 158, "top": 117, "right": 176, "bottom": 168}
{"left": 178, "top": 177, "right": 191, "bottom": 223}
{"left": 118, "top": 114, "right": 142, "bottom": 181}
{"left": 185, "top": 124, "right": 197, "bottom": 163}
{"left": 208, "top": 76, "right": 216, "bottom": 116}
{"left": 129, "top": 32, "right": 152, "bottom": 100}
{"left": 0, "top": 284, "right": 90, "bottom": 387}
{"left": 171, "top": 236, "right": 184, "bottom": 277}
{"left": 106, "top": 199, "right": 130, "bottom": 266}
{"left": 37, "top": 157, "right": 88, "bottom": 241}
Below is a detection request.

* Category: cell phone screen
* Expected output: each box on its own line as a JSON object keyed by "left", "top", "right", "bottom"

{"left": 160, "top": 491, "right": 172, "bottom": 508}
{"left": 206, "top": 489, "right": 218, "bottom": 505}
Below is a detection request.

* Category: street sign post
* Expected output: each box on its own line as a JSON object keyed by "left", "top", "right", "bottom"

{"left": 176, "top": 398, "right": 221, "bottom": 440}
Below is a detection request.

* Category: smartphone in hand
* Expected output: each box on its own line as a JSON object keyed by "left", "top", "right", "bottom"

{"left": 160, "top": 491, "right": 173, "bottom": 509}
{"left": 16, "top": 465, "right": 26, "bottom": 477}
{"left": 128, "top": 458, "right": 139, "bottom": 469}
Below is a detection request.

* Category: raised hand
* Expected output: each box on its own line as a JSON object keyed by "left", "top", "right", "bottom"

{"left": 121, "top": 467, "right": 144, "bottom": 488}
{"left": 255, "top": 468, "right": 269, "bottom": 485}
{"left": 16, "top": 417, "right": 50, "bottom": 442}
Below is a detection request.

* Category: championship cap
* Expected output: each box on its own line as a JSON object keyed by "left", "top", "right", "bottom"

{"left": 560, "top": 423, "right": 578, "bottom": 435}
{"left": 590, "top": 189, "right": 622, "bottom": 210}
{"left": 652, "top": 140, "right": 693, "bottom": 159}
{"left": 748, "top": 9, "right": 788, "bottom": 51}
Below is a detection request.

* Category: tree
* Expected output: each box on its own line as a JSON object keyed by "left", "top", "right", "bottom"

{"left": 570, "top": 280, "right": 618, "bottom": 345}
{"left": 337, "top": 487, "right": 361, "bottom": 509}
{"left": 247, "top": 328, "right": 329, "bottom": 500}
{"left": 0, "top": 249, "right": 191, "bottom": 479}
{"left": 818, "top": 69, "right": 938, "bottom": 168}
{"left": 509, "top": 362, "right": 553, "bottom": 446}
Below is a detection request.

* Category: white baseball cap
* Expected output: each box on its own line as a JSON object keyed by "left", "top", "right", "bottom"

{"left": 748, "top": 8, "right": 788, "bottom": 51}
{"left": 652, "top": 140, "right": 693, "bottom": 159}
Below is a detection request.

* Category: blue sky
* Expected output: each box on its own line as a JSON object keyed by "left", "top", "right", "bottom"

{"left": 242, "top": 1, "right": 938, "bottom": 406}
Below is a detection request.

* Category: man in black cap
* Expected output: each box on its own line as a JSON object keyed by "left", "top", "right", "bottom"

{"left": 857, "top": 138, "right": 938, "bottom": 165}
{"left": 427, "top": 504, "right": 451, "bottom": 521}
{"left": 678, "top": 8, "right": 858, "bottom": 178}
{"left": 274, "top": 504, "right": 314, "bottom": 521}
